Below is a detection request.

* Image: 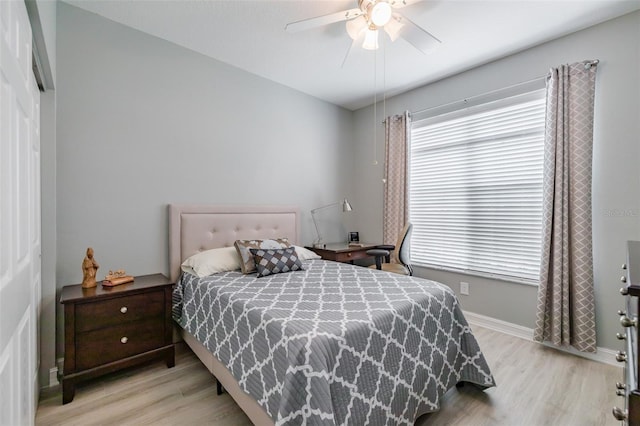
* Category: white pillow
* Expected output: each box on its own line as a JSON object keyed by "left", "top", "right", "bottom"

{"left": 181, "top": 246, "right": 241, "bottom": 277}
{"left": 294, "top": 245, "right": 322, "bottom": 261}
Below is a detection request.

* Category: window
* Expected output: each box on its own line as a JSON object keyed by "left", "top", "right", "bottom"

{"left": 409, "top": 89, "right": 546, "bottom": 284}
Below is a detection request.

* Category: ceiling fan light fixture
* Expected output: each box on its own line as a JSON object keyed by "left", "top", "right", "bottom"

{"left": 346, "top": 15, "right": 368, "bottom": 40}
{"left": 370, "top": 1, "right": 392, "bottom": 27}
{"left": 362, "top": 27, "right": 379, "bottom": 50}
{"left": 384, "top": 14, "right": 404, "bottom": 41}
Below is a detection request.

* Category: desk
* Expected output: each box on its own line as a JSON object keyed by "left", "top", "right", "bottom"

{"left": 306, "top": 243, "right": 393, "bottom": 264}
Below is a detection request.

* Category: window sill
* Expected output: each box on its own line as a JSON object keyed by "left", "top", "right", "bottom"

{"left": 413, "top": 262, "right": 540, "bottom": 287}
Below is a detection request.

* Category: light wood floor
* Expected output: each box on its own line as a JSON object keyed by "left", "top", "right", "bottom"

{"left": 36, "top": 325, "right": 621, "bottom": 425}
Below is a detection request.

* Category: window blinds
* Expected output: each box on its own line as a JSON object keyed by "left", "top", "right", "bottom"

{"left": 409, "top": 90, "right": 546, "bottom": 283}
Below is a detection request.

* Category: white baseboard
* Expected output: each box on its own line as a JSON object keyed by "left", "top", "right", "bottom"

{"left": 48, "top": 367, "right": 59, "bottom": 387}
{"left": 47, "top": 357, "right": 64, "bottom": 388}
{"left": 463, "top": 310, "right": 620, "bottom": 368}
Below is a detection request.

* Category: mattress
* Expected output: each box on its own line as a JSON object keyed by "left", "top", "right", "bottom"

{"left": 172, "top": 259, "right": 495, "bottom": 425}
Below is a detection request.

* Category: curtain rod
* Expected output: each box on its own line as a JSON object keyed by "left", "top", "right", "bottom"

{"left": 383, "top": 59, "right": 599, "bottom": 123}
{"left": 584, "top": 59, "right": 599, "bottom": 69}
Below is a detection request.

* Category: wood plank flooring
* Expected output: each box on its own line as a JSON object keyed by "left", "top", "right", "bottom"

{"left": 36, "top": 325, "right": 621, "bottom": 425}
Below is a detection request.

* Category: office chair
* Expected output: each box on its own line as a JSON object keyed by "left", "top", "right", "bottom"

{"left": 367, "top": 223, "right": 413, "bottom": 276}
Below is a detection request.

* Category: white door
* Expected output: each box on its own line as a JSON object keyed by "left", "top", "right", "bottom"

{"left": 0, "top": 0, "right": 41, "bottom": 425}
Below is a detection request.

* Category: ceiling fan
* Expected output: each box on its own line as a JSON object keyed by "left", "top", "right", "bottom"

{"left": 285, "top": 0, "right": 441, "bottom": 64}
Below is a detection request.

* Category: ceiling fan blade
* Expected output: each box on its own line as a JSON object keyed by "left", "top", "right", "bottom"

{"left": 389, "top": 0, "right": 424, "bottom": 9}
{"left": 395, "top": 14, "right": 441, "bottom": 54}
{"left": 285, "top": 8, "right": 363, "bottom": 33}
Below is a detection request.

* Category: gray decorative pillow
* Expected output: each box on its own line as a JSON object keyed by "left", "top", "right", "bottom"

{"left": 234, "top": 238, "right": 291, "bottom": 274}
{"left": 249, "top": 247, "right": 303, "bottom": 278}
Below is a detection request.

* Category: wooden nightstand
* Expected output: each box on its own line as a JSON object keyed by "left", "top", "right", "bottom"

{"left": 60, "top": 273, "right": 175, "bottom": 404}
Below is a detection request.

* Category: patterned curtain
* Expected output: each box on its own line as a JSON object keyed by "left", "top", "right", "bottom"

{"left": 533, "top": 62, "right": 598, "bottom": 353}
{"left": 383, "top": 111, "right": 410, "bottom": 248}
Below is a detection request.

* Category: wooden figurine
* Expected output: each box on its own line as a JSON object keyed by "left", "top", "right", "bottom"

{"left": 81, "top": 247, "right": 99, "bottom": 288}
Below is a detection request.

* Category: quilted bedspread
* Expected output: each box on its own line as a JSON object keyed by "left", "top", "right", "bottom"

{"left": 173, "top": 259, "right": 495, "bottom": 425}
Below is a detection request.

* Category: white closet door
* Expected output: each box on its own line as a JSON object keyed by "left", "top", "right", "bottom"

{"left": 0, "top": 1, "right": 41, "bottom": 425}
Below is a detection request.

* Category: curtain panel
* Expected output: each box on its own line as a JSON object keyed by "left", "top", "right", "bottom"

{"left": 383, "top": 112, "right": 410, "bottom": 248}
{"left": 534, "top": 62, "right": 598, "bottom": 353}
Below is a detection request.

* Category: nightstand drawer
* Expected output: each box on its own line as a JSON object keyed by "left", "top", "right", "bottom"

{"left": 76, "top": 318, "right": 165, "bottom": 370}
{"left": 76, "top": 291, "right": 164, "bottom": 332}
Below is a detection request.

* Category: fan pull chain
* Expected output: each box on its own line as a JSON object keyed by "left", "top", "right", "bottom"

{"left": 382, "top": 34, "right": 387, "bottom": 183}
{"left": 373, "top": 45, "right": 378, "bottom": 166}
{"left": 383, "top": 31, "right": 386, "bottom": 127}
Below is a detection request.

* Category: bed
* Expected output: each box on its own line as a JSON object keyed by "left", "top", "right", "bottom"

{"left": 169, "top": 204, "right": 495, "bottom": 425}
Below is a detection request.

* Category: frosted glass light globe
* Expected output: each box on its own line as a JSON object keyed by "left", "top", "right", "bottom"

{"left": 362, "top": 28, "right": 379, "bottom": 50}
{"left": 370, "top": 1, "right": 392, "bottom": 27}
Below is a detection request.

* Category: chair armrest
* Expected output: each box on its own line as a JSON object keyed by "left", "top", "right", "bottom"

{"left": 366, "top": 249, "right": 390, "bottom": 257}
{"left": 366, "top": 249, "right": 390, "bottom": 270}
{"left": 376, "top": 245, "right": 395, "bottom": 263}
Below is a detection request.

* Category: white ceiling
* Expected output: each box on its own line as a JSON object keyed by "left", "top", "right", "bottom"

{"left": 64, "top": 0, "right": 640, "bottom": 110}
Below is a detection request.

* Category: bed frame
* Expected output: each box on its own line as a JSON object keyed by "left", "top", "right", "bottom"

{"left": 168, "top": 204, "right": 300, "bottom": 426}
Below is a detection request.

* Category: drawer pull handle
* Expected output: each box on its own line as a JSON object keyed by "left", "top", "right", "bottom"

{"left": 623, "top": 263, "right": 628, "bottom": 270}
{"left": 612, "top": 407, "right": 627, "bottom": 421}
{"left": 620, "top": 287, "right": 629, "bottom": 296}
{"left": 616, "top": 332, "right": 627, "bottom": 340}
{"left": 121, "top": 337, "right": 128, "bottom": 344}
{"left": 120, "top": 307, "right": 128, "bottom": 314}
{"left": 616, "top": 382, "right": 626, "bottom": 390}
{"left": 616, "top": 351, "right": 627, "bottom": 363}
{"left": 621, "top": 275, "right": 627, "bottom": 283}
{"left": 620, "top": 316, "right": 636, "bottom": 328}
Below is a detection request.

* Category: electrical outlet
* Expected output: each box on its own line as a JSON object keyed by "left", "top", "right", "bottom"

{"left": 460, "top": 282, "right": 469, "bottom": 295}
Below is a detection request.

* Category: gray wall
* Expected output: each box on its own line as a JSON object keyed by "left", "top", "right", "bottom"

{"left": 53, "top": 3, "right": 354, "bottom": 358}
{"left": 351, "top": 11, "right": 640, "bottom": 351}
{"left": 40, "top": 89, "right": 56, "bottom": 387}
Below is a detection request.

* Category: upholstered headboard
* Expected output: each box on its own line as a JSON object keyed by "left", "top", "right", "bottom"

{"left": 168, "top": 204, "right": 300, "bottom": 282}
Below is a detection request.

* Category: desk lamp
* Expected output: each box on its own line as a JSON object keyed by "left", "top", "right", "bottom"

{"left": 311, "top": 198, "right": 353, "bottom": 247}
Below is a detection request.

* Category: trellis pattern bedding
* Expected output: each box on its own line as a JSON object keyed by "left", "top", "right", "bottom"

{"left": 173, "top": 259, "right": 495, "bottom": 425}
